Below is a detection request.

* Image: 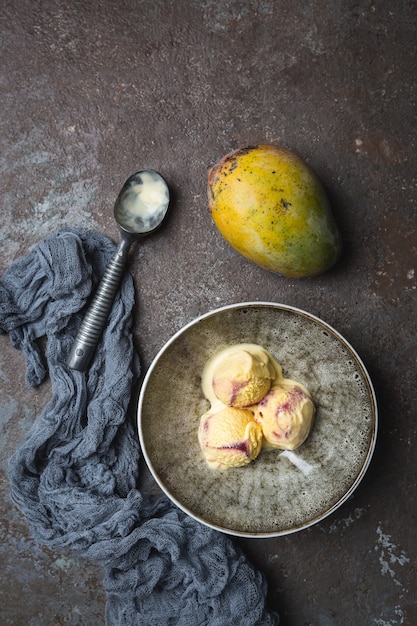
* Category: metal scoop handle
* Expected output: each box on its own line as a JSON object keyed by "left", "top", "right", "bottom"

{"left": 67, "top": 239, "right": 131, "bottom": 371}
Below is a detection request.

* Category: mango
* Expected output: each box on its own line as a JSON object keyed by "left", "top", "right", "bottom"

{"left": 207, "top": 144, "right": 342, "bottom": 278}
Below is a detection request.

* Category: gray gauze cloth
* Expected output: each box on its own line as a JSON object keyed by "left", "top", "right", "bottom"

{"left": 0, "top": 228, "right": 279, "bottom": 626}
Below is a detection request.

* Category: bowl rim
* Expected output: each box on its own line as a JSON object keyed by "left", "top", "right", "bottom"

{"left": 138, "top": 301, "right": 378, "bottom": 538}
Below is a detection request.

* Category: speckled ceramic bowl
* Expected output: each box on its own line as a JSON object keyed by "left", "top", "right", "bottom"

{"left": 138, "top": 302, "right": 378, "bottom": 538}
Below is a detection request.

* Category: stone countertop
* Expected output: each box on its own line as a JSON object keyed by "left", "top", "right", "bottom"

{"left": 1, "top": 1, "right": 416, "bottom": 624}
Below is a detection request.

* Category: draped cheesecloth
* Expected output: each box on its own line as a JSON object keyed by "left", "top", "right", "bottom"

{"left": 0, "top": 228, "right": 278, "bottom": 625}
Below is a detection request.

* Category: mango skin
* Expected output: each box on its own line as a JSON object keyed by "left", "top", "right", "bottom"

{"left": 208, "top": 144, "right": 342, "bottom": 278}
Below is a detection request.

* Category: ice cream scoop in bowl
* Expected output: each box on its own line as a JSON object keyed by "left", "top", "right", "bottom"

{"left": 67, "top": 170, "right": 169, "bottom": 371}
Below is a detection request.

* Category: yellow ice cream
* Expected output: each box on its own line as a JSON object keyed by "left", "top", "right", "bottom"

{"left": 199, "top": 343, "right": 315, "bottom": 469}
{"left": 198, "top": 407, "right": 263, "bottom": 470}
{"left": 202, "top": 344, "right": 278, "bottom": 408}
{"left": 254, "top": 381, "right": 315, "bottom": 450}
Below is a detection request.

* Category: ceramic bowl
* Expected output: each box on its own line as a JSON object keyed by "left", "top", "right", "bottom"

{"left": 138, "top": 302, "right": 377, "bottom": 538}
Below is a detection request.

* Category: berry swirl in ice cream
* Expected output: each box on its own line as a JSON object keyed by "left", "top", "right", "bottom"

{"left": 198, "top": 407, "right": 263, "bottom": 470}
{"left": 254, "top": 381, "right": 315, "bottom": 451}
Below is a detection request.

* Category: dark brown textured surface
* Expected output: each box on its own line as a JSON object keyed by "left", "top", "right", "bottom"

{"left": 1, "top": 1, "right": 416, "bottom": 624}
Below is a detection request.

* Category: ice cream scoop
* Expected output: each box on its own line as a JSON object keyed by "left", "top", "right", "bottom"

{"left": 202, "top": 344, "right": 278, "bottom": 408}
{"left": 254, "top": 382, "right": 315, "bottom": 450}
{"left": 67, "top": 170, "right": 169, "bottom": 371}
{"left": 198, "top": 407, "right": 263, "bottom": 470}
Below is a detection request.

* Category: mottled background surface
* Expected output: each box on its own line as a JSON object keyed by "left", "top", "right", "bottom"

{"left": 1, "top": 1, "right": 416, "bottom": 624}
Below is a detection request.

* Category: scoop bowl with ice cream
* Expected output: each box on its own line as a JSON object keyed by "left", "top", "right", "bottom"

{"left": 138, "top": 302, "right": 377, "bottom": 537}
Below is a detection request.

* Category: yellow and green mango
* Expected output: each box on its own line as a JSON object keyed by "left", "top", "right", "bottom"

{"left": 208, "top": 144, "right": 342, "bottom": 278}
